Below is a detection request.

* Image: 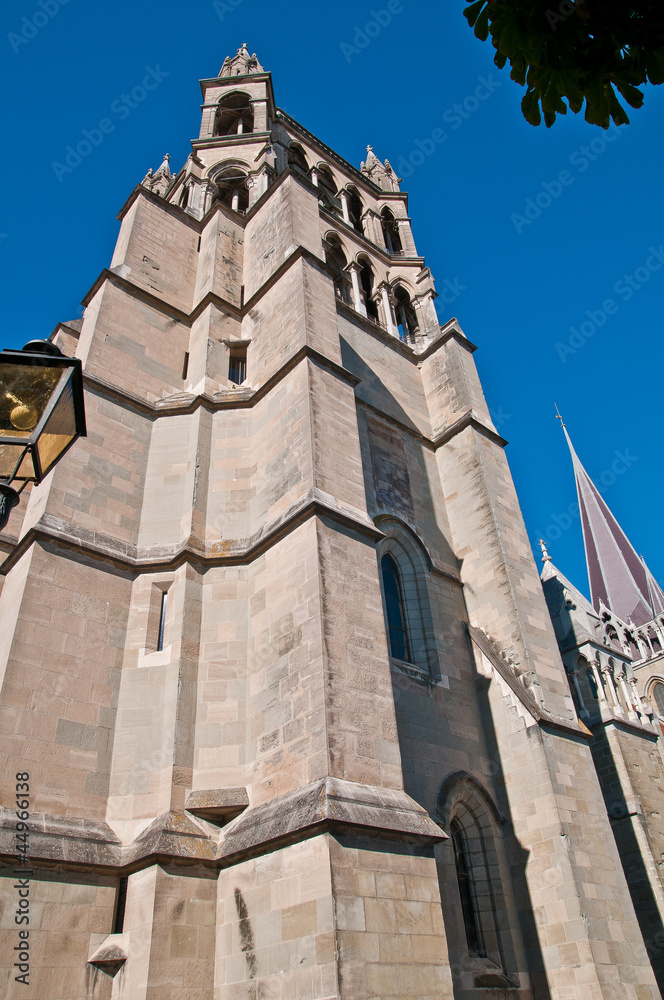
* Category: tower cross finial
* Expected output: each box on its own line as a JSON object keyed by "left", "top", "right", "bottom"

{"left": 555, "top": 403, "right": 565, "bottom": 429}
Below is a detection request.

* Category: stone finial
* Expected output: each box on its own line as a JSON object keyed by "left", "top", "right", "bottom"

{"left": 142, "top": 154, "right": 173, "bottom": 197}
{"left": 539, "top": 539, "right": 552, "bottom": 563}
{"left": 360, "top": 145, "right": 401, "bottom": 192}
{"left": 220, "top": 44, "right": 264, "bottom": 78}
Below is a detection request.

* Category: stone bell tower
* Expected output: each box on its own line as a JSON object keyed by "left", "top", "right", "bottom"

{"left": 0, "top": 45, "right": 659, "bottom": 1000}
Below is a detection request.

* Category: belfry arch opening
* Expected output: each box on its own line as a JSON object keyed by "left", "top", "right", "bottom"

{"left": 317, "top": 165, "right": 339, "bottom": 213}
{"left": 288, "top": 143, "right": 309, "bottom": 176}
{"left": 394, "top": 285, "right": 419, "bottom": 340}
{"left": 357, "top": 256, "right": 379, "bottom": 322}
{"left": 214, "top": 93, "right": 254, "bottom": 137}
{"left": 381, "top": 207, "right": 402, "bottom": 253}
{"left": 323, "top": 234, "right": 351, "bottom": 305}
{"left": 214, "top": 167, "right": 250, "bottom": 214}
{"left": 347, "top": 186, "right": 364, "bottom": 234}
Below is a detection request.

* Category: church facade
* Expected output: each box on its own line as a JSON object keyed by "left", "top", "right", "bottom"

{"left": 0, "top": 45, "right": 662, "bottom": 1000}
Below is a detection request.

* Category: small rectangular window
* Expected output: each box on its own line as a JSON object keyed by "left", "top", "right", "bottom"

{"left": 229, "top": 348, "right": 247, "bottom": 386}
{"left": 182, "top": 351, "right": 189, "bottom": 380}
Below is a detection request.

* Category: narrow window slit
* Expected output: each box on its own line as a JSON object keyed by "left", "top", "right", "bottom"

{"left": 182, "top": 352, "right": 189, "bottom": 380}
{"left": 113, "top": 877, "right": 128, "bottom": 934}
{"left": 157, "top": 591, "right": 168, "bottom": 652}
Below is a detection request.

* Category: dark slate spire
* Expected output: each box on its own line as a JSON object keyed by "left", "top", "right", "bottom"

{"left": 563, "top": 424, "right": 664, "bottom": 626}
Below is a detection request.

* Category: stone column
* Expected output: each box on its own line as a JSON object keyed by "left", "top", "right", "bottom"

{"left": 339, "top": 189, "right": 351, "bottom": 226}
{"left": 345, "top": 262, "right": 367, "bottom": 317}
{"left": 569, "top": 667, "right": 589, "bottom": 719}
{"left": 413, "top": 290, "right": 439, "bottom": 334}
{"left": 377, "top": 281, "right": 398, "bottom": 338}
{"left": 601, "top": 660, "right": 624, "bottom": 716}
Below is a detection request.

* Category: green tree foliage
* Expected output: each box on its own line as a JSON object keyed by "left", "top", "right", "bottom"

{"left": 463, "top": 0, "right": 664, "bottom": 127}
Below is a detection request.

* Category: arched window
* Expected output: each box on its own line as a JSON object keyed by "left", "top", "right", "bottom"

{"left": 214, "top": 93, "right": 254, "bottom": 137}
{"left": 381, "top": 554, "right": 410, "bottom": 661}
{"left": 288, "top": 143, "right": 309, "bottom": 176}
{"left": 381, "top": 207, "right": 402, "bottom": 253}
{"left": 179, "top": 184, "right": 190, "bottom": 209}
{"left": 451, "top": 819, "right": 485, "bottom": 957}
{"left": 358, "top": 257, "right": 379, "bottom": 322}
{"left": 323, "top": 235, "right": 351, "bottom": 305}
{"left": 214, "top": 168, "right": 249, "bottom": 214}
{"left": 652, "top": 681, "right": 664, "bottom": 716}
{"left": 347, "top": 186, "right": 364, "bottom": 234}
{"left": 437, "top": 777, "right": 520, "bottom": 990}
{"left": 317, "top": 166, "right": 339, "bottom": 213}
{"left": 394, "top": 285, "right": 419, "bottom": 341}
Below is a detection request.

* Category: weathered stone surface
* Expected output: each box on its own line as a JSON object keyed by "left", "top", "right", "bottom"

{"left": 0, "top": 45, "right": 660, "bottom": 1000}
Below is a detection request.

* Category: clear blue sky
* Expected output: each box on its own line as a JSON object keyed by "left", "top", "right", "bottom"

{"left": 2, "top": 0, "right": 663, "bottom": 601}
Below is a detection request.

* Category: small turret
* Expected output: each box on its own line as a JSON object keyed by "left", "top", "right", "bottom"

{"left": 219, "top": 43, "right": 264, "bottom": 78}
{"left": 141, "top": 153, "right": 172, "bottom": 197}
{"left": 360, "top": 145, "right": 401, "bottom": 192}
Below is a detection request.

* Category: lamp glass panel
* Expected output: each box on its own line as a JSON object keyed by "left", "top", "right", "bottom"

{"left": 0, "top": 444, "right": 34, "bottom": 480}
{"left": 0, "top": 363, "right": 63, "bottom": 439}
{"left": 36, "top": 377, "right": 76, "bottom": 475}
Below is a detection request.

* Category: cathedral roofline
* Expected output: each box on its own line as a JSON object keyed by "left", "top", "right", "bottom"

{"left": 276, "top": 109, "right": 404, "bottom": 204}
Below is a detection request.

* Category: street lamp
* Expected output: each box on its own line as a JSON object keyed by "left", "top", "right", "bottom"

{"left": 0, "top": 340, "right": 86, "bottom": 530}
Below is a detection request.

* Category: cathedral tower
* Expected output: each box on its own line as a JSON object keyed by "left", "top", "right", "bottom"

{"left": 0, "top": 47, "right": 659, "bottom": 1000}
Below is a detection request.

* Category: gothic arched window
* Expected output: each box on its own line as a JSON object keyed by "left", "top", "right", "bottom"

{"left": 214, "top": 93, "right": 254, "bottom": 137}
{"left": 381, "top": 207, "right": 402, "bottom": 253}
{"left": 653, "top": 681, "right": 664, "bottom": 716}
{"left": 358, "top": 257, "right": 379, "bottom": 322}
{"left": 214, "top": 168, "right": 249, "bottom": 214}
{"left": 451, "top": 818, "right": 485, "bottom": 957}
{"left": 437, "top": 778, "right": 520, "bottom": 990}
{"left": 323, "top": 235, "right": 351, "bottom": 305}
{"left": 288, "top": 143, "right": 309, "bottom": 176}
{"left": 381, "top": 554, "right": 410, "bottom": 661}
{"left": 347, "top": 186, "right": 364, "bottom": 235}
{"left": 317, "top": 166, "right": 339, "bottom": 213}
{"left": 394, "top": 285, "right": 419, "bottom": 341}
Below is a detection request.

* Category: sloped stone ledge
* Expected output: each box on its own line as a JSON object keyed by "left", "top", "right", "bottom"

{"left": 216, "top": 777, "right": 446, "bottom": 864}
{"left": 466, "top": 623, "right": 591, "bottom": 738}
{"left": 0, "top": 780, "right": 444, "bottom": 874}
